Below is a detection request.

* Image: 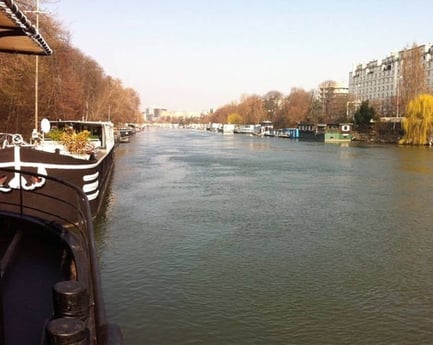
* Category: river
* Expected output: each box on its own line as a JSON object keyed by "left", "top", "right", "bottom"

{"left": 95, "top": 128, "right": 433, "bottom": 345}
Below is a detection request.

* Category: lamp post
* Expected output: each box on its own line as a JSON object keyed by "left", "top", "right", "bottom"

{"left": 35, "top": 0, "right": 39, "bottom": 132}
{"left": 26, "top": 0, "right": 41, "bottom": 134}
{"left": 346, "top": 101, "right": 353, "bottom": 120}
{"left": 396, "top": 75, "right": 402, "bottom": 118}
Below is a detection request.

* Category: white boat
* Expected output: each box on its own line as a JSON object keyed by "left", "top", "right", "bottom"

{"left": 222, "top": 124, "right": 235, "bottom": 135}
{"left": 235, "top": 124, "right": 260, "bottom": 135}
{"left": 257, "top": 120, "right": 275, "bottom": 137}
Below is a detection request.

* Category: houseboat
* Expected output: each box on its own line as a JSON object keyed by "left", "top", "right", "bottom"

{"left": 324, "top": 123, "right": 353, "bottom": 143}
{"left": 0, "top": 119, "right": 116, "bottom": 222}
{"left": 298, "top": 123, "right": 326, "bottom": 142}
{"left": 234, "top": 124, "right": 260, "bottom": 135}
{"left": 257, "top": 120, "right": 274, "bottom": 137}
{"left": 207, "top": 123, "right": 222, "bottom": 133}
{"left": 297, "top": 123, "right": 353, "bottom": 143}
{"left": 119, "top": 127, "right": 133, "bottom": 143}
{"left": 222, "top": 124, "right": 235, "bottom": 135}
{"left": 276, "top": 128, "right": 299, "bottom": 139}
{"left": 0, "top": 1, "right": 121, "bottom": 344}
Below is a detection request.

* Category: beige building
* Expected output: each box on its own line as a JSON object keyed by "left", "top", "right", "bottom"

{"left": 318, "top": 81, "right": 349, "bottom": 121}
{"left": 348, "top": 43, "right": 433, "bottom": 116}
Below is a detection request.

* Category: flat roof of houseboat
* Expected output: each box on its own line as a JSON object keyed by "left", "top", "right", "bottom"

{"left": 51, "top": 120, "right": 114, "bottom": 126}
{"left": 0, "top": 0, "right": 52, "bottom": 55}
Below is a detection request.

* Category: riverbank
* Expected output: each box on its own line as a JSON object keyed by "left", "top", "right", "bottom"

{"left": 352, "top": 130, "right": 402, "bottom": 144}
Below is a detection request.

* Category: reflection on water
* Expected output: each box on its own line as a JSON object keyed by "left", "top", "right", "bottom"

{"left": 96, "top": 129, "right": 433, "bottom": 345}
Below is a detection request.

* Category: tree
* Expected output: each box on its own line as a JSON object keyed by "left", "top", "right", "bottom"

{"left": 0, "top": 3, "right": 143, "bottom": 137}
{"left": 354, "top": 101, "right": 375, "bottom": 130}
{"left": 227, "top": 113, "right": 242, "bottom": 124}
{"left": 399, "top": 94, "right": 433, "bottom": 145}
{"left": 237, "top": 95, "right": 266, "bottom": 124}
{"left": 306, "top": 90, "right": 323, "bottom": 123}
{"left": 263, "top": 90, "right": 283, "bottom": 123}
{"left": 399, "top": 44, "right": 427, "bottom": 117}
{"left": 279, "top": 88, "right": 311, "bottom": 127}
{"left": 209, "top": 103, "right": 237, "bottom": 123}
{"left": 211, "top": 87, "right": 315, "bottom": 129}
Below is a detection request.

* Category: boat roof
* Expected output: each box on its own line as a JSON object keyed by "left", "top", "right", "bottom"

{"left": 51, "top": 120, "right": 113, "bottom": 125}
{"left": 0, "top": 0, "right": 52, "bottom": 55}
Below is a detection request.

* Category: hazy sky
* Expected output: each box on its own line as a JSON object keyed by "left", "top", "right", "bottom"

{"left": 47, "top": 0, "right": 433, "bottom": 112}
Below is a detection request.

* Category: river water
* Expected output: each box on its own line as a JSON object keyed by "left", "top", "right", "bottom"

{"left": 95, "top": 128, "right": 433, "bottom": 345}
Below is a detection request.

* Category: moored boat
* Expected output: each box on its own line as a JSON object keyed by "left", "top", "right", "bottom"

{"left": 0, "top": 168, "right": 122, "bottom": 345}
{"left": 222, "top": 124, "right": 235, "bottom": 135}
{"left": 324, "top": 123, "right": 353, "bottom": 143}
{"left": 234, "top": 124, "right": 260, "bottom": 135}
{"left": 258, "top": 120, "right": 274, "bottom": 137}
{"left": 118, "top": 127, "right": 136, "bottom": 143}
{"left": 297, "top": 123, "right": 326, "bottom": 142}
{"left": 276, "top": 128, "right": 299, "bottom": 139}
{"left": 0, "top": 1, "right": 121, "bottom": 344}
{"left": 0, "top": 119, "right": 115, "bottom": 222}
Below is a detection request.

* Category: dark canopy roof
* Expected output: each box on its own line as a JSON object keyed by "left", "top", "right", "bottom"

{"left": 0, "top": 0, "right": 52, "bottom": 55}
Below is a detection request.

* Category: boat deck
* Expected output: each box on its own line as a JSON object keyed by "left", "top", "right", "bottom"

{"left": 0, "top": 217, "right": 74, "bottom": 345}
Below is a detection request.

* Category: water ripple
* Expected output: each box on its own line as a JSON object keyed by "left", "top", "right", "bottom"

{"left": 97, "top": 129, "right": 433, "bottom": 345}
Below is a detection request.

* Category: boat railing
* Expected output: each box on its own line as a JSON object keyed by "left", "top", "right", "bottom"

{"left": 0, "top": 132, "right": 34, "bottom": 148}
{"left": 0, "top": 167, "right": 91, "bottom": 233}
{"left": 0, "top": 167, "right": 108, "bottom": 338}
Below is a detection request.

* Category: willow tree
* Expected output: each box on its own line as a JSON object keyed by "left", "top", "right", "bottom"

{"left": 227, "top": 113, "right": 242, "bottom": 124}
{"left": 399, "top": 94, "right": 433, "bottom": 145}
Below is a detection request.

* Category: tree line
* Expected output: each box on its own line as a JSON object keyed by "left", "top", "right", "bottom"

{"left": 203, "top": 42, "right": 433, "bottom": 133}
{"left": 202, "top": 83, "right": 349, "bottom": 128}
{"left": 0, "top": 0, "right": 142, "bottom": 137}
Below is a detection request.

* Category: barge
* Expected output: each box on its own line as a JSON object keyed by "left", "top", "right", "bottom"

{"left": 0, "top": 1, "right": 121, "bottom": 344}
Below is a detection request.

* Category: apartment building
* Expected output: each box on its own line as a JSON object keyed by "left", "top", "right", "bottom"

{"left": 318, "top": 81, "right": 349, "bottom": 121}
{"left": 348, "top": 43, "right": 433, "bottom": 116}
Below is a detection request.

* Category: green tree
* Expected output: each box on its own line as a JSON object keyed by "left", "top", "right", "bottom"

{"left": 400, "top": 94, "right": 433, "bottom": 145}
{"left": 354, "top": 101, "right": 375, "bottom": 129}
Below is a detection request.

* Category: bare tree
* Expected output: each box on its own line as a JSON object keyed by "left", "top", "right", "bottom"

{"left": 0, "top": 4, "right": 143, "bottom": 135}
{"left": 238, "top": 95, "right": 266, "bottom": 124}
{"left": 399, "top": 43, "right": 428, "bottom": 116}
{"left": 263, "top": 90, "right": 283, "bottom": 123}
{"left": 282, "top": 88, "right": 311, "bottom": 126}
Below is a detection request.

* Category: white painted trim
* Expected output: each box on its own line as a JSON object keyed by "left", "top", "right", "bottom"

{"left": 83, "top": 171, "right": 99, "bottom": 181}
{"left": 87, "top": 190, "right": 99, "bottom": 201}
{"left": 83, "top": 180, "right": 99, "bottom": 193}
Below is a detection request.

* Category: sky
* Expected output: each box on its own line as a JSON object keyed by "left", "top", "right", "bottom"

{"left": 45, "top": 0, "right": 433, "bottom": 112}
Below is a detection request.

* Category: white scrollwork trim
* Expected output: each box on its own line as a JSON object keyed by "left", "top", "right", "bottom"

{"left": 0, "top": 152, "right": 48, "bottom": 192}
